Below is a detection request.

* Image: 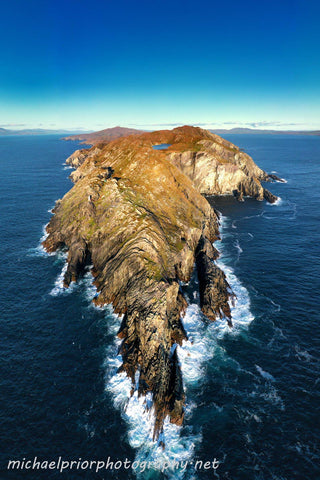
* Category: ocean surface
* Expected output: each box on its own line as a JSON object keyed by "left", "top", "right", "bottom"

{"left": 0, "top": 134, "right": 319, "bottom": 479}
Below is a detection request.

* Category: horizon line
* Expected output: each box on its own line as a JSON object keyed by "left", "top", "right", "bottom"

{"left": 1, "top": 124, "right": 320, "bottom": 133}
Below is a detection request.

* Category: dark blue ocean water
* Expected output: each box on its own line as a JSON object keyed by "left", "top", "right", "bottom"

{"left": 0, "top": 134, "right": 319, "bottom": 480}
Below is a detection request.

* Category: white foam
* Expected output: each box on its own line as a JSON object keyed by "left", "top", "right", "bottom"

{"left": 27, "top": 223, "right": 56, "bottom": 257}
{"left": 216, "top": 263, "right": 254, "bottom": 335}
{"left": 49, "top": 259, "right": 74, "bottom": 296}
{"left": 76, "top": 269, "right": 100, "bottom": 305}
{"left": 215, "top": 219, "right": 254, "bottom": 334}
{"left": 268, "top": 196, "right": 282, "bottom": 206}
{"left": 49, "top": 263, "right": 99, "bottom": 298}
{"left": 178, "top": 304, "right": 215, "bottom": 383}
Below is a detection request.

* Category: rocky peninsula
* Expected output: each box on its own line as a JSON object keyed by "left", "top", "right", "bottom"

{"left": 44, "top": 126, "right": 280, "bottom": 438}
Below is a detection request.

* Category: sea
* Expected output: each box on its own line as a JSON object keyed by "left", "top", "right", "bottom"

{"left": 0, "top": 134, "right": 319, "bottom": 480}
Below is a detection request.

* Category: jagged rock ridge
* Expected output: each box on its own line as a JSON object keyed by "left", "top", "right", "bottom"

{"left": 44, "top": 126, "right": 279, "bottom": 438}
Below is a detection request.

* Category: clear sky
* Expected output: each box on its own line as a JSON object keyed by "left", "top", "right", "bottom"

{"left": 0, "top": 0, "right": 319, "bottom": 131}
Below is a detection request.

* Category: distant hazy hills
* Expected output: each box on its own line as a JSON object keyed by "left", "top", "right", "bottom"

{"left": 1, "top": 126, "right": 319, "bottom": 139}
{"left": 210, "top": 127, "right": 320, "bottom": 136}
{"left": 63, "top": 126, "right": 145, "bottom": 144}
{"left": 0, "top": 127, "right": 86, "bottom": 136}
{"left": 63, "top": 126, "right": 320, "bottom": 142}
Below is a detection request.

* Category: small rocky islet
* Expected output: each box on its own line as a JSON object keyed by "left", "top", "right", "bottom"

{"left": 44, "top": 126, "right": 281, "bottom": 438}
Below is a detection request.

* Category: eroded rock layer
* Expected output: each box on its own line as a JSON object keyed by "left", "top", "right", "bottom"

{"left": 44, "top": 126, "right": 278, "bottom": 437}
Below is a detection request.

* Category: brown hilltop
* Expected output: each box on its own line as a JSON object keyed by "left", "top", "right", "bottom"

{"left": 44, "top": 125, "right": 280, "bottom": 439}
{"left": 63, "top": 126, "right": 144, "bottom": 145}
{"left": 67, "top": 125, "right": 280, "bottom": 201}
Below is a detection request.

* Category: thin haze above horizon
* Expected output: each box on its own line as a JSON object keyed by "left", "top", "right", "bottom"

{"left": 0, "top": 0, "right": 319, "bottom": 131}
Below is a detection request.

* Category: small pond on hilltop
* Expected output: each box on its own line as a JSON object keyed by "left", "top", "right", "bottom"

{"left": 152, "top": 143, "right": 171, "bottom": 150}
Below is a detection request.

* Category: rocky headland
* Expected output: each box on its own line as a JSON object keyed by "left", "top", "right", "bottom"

{"left": 44, "top": 126, "right": 280, "bottom": 438}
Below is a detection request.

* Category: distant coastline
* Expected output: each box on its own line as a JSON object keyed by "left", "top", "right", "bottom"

{"left": 1, "top": 125, "right": 320, "bottom": 138}
{"left": 0, "top": 127, "right": 88, "bottom": 136}
{"left": 210, "top": 127, "right": 320, "bottom": 136}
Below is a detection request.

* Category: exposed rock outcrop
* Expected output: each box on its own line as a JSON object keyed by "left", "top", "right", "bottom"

{"left": 165, "top": 130, "right": 278, "bottom": 202}
{"left": 195, "top": 235, "right": 233, "bottom": 326}
{"left": 66, "top": 146, "right": 102, "bottom": 169}
{"left": 44, "top": 126, "right": 280, "bottom": 438}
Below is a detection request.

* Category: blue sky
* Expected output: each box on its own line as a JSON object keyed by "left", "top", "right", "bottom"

{"left": 0, "top": 0, "right": 319, "bottom": 131}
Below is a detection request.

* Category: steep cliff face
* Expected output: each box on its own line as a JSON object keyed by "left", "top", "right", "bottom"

{"left": 45, "top": 126, "right": 279, "bottom": 437}
{"left": 162, "top": 129, "right": 278, "bottom": 202}
{"left": 66, "top": 146, "right": 102, "bottom": 168}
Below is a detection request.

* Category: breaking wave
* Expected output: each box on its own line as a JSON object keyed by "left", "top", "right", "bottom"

{"left": 268, "top": 196, "right": 283, "bottom": 206}
{"left": 49, "top": 258, "right": 73, "bottom": 296}
{"left": 27, "top": 223, "right": 53, "bottom": 257}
